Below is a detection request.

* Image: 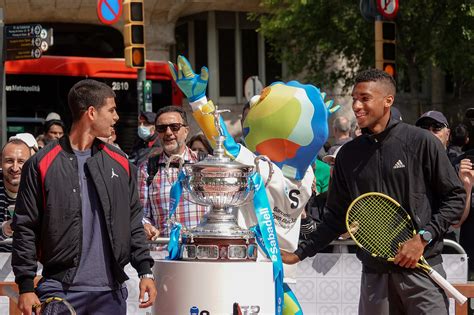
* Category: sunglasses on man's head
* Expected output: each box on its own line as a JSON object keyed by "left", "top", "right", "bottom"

{"left": 419, "top": 122, "right": 447, "bottom": 132}
{"left": 156, "top": 123, "right": 186, "bottom": 133}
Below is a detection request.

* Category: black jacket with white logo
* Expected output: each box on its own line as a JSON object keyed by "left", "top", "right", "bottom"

{"left": 12, "top": 136, "right": 153, "bottom": 293}
{"left": 297, "top": 118, "right": 465, "bottom": 272}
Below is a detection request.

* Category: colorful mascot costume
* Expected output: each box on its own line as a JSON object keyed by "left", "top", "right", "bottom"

{"left": 169, "top": 56, "right": 339, "bottom": 315}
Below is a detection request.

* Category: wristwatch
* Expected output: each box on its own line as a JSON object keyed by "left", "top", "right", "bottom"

{"left": 139, "top": 274, "right": 155, "bottom": 281}
{"left": 418, "top": 229, "right": 432, "bottom": 244}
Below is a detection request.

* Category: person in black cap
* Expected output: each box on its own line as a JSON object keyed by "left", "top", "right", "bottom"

{"left": 129, "top": 111, "right": 161, "bottom": 166}
{"left": 415, "top": 110, "right": 450, "bottom": 149}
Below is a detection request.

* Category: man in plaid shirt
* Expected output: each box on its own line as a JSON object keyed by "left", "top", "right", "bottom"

{"left": 138, "top": 106, "right": 208, "bottom": 241}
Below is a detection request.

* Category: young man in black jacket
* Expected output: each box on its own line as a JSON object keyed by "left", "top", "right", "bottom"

{"left": 12, "top": 79, "right": 157, "bottom": 315}
{"left": 282, "top": 69, "right": 465, "bottom": 314}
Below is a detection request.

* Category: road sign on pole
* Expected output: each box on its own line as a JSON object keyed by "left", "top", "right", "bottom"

{"left": 143, "top": 79, "right": 152, "bottom": 112}
{"left": 376, "top": 0, "right": 399, "bottom": 20}
{"left": 4, "top": 24, "right": 53, "bottom": 61}
{"left": 244, "top": 76, "right": 263, "bottom": 102}
{"left": 97, "top": 0, "right": 123, "bottom": 25}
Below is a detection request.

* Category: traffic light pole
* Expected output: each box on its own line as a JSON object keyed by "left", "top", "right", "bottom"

{"left": 374, "top": 15, "right": 383, "bottom": 70}
{"left": 137, "top": 68, "right": 146, "bottom": 113}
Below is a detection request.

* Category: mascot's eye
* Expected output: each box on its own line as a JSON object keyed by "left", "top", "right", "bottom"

{"left": 243, "top": 127, "right": 250, "bottom": 137}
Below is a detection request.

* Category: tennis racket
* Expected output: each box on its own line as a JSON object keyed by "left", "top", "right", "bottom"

{"left": 4, "top": 285, "right": 76, "bottom": 315}
{"left": 345, "top": 192, "right": 467, "bottom": 305}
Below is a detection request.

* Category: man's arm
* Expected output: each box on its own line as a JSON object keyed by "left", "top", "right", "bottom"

{"left": 394, "top": 137, "right": 466, "bottom": 268}
{"left": 12, "top": 157, "right": 41, "bottom": 293}
{"left": 128, "top": 163, "right": 156, "bottom": 306}
{"left": 129, "top": 163, "right": 154, "bottom": 272}
{"left": 423, "top": 138, "right": 466, "bottom": 241}
{"left": 11, "top": 157, "right": 43, "bottom": 314}
{"left": 290, "top": 155, "right": 351, "bottom": 262}
{"left": 454, "top": 158, "right": 474, "bottom": 227}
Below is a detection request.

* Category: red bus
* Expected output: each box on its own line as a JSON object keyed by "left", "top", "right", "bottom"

{"left": 5, "top": 55, "right": 183, "bottom": 152}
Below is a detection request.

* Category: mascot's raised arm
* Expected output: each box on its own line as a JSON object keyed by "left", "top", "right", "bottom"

{"left": 169, "top": 55, "right": 340, "bottom": 314}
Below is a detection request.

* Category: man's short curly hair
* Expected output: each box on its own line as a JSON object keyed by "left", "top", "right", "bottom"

{"left": 354, "top": 69, "right": 396, "bottom": 95}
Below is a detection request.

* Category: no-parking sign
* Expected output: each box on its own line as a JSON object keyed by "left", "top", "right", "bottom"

{"left": 97, "top": 0, "right": 123, "bottom": 25}
{"left": 376, "top": 0, "right": 399, "bottom": 20}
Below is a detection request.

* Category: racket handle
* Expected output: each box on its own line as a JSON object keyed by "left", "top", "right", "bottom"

{"left": 429, "top": 269, "right": 467, "bottom": 305}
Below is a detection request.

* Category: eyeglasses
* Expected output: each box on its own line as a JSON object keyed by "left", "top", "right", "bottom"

{"left": 419, "top": 122, "right": 447, "bottom": 132}
{"left": 156, "top": 123, "right": 186, "bottom": 133}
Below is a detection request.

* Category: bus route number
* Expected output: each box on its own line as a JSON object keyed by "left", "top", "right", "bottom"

{"left": 112, "top": 81, "right": 129, "bottom": 91}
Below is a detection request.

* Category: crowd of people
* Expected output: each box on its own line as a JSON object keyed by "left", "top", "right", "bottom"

{"left": 0, "top": 63, "right": 473, "bottom": 314}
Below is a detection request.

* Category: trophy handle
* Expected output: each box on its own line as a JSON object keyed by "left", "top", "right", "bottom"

{"left": 164, "top": 154, "right": 185, "bottom": 185}
{"left": 254, "top": 155, "right": 274, "bottom": 187}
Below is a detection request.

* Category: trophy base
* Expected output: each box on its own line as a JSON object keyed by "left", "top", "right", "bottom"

{"left": 180, "top": 237, "right": 257, "bottom": 261}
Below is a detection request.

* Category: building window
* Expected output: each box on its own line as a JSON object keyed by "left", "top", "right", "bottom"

{"left": 241, "top": 29, "right": 259, "bottom": 92}
{"left": 265, "top": 41, "right": 282, "bottom": 84}
{"left": 174, "top": 22, "right": 188, "bottom": 59}
{"left": 194, "top": 20, "right": 208, "bottom": 71}
{"left": 218, "top": 29, "right": 236, "bottom": 96}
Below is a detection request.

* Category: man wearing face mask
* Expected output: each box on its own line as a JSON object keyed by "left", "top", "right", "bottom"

{"left": 129, "top": 111, "right": 161, "bottom": 166}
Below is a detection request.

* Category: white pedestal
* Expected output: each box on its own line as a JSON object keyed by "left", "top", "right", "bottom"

{"left": 153, "top": 260, "right": 275, "bottom": 315}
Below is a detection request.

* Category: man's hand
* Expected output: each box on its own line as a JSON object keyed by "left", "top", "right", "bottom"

{"left": 2, "top": 219, "right": 13, "bottom": 237}
{"left": 18, "top": 292, "right": 41, "bottom": 315}
{"left": 393, "top": 234, "right": 425, "bottom": 268}
{"left": 280, "top": 249, "right": 301, "bottom": 265}
{"left": 143, "top": 223, "right": 159, "bottom": 241}
{"left": 458, "top": 158, "right": 474, "bottom": 187}
{"left": 168, "top": 55, "right": 208, "bottom": 102}
{"left": 139, "top": 278, "right": 157, "bottom": 308}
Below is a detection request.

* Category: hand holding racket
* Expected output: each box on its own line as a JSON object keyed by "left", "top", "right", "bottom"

{"left": 345, "top": 192, "right": 467, "bottom": 305}
{"left": 4, "top": 286, "right": 76, "bottom": 315}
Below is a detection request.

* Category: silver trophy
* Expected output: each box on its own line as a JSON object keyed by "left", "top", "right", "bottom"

{"left": 166, "top": 108, "right": 272, "bottom": 261}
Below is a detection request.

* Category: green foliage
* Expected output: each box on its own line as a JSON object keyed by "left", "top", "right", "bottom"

{"left": 255, "top": 0, "right": 473, "bottom": 94}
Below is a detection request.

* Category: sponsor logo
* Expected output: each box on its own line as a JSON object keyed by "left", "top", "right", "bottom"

{"left": 111, "top": 168, "right": 119, "bottom": 178}
{"left": 393, "top": 160, "right": 406, "bottom": 169}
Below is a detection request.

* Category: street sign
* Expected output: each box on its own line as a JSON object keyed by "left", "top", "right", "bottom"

{"left": 5, "top": 24, "right": 42, "bottom": 39}
{"left": 244, "top": 76, "right": 263, "bottom": 102}
{"left": 4, "top": 24, "right": 53, "bottom": 61}
{"left": 143, "top": 80, "right": 152, "bottom": 112}
{"left": 6, "top": 47, "right": 42, "bottom": 61}
{"left": 376, "top": 0, "right": 399, "bottom": 20}
{"left": 97, "top": 0, "right": 123, "bottom": 25}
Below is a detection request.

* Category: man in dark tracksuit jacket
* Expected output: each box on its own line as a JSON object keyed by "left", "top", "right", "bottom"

{"left": 12, "top": 79, "right": 156, "bottom": 315}
{"left": 282, "top": 69, "right": 465, "bottom": 314}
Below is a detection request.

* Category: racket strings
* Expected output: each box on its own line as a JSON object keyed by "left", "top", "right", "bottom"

{"left": 347, "top": 195, "right": 414, "bottom": 258}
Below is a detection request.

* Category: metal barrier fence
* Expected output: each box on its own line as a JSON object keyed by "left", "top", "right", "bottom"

{"left": 0, "top": 237, "right": 466, "bottom": 255}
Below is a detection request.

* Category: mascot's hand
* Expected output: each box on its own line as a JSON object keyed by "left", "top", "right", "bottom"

{"left": 168, "top": 55, "right": 208, "bottom": 102}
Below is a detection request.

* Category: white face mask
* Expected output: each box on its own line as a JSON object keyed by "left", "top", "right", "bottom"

{"left": 138, "top": 125, "right": 153, "bottom": 140}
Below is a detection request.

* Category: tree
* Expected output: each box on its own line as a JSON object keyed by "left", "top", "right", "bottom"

{"left": 255, "top": 0, "right": 473, "bottom": 102}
